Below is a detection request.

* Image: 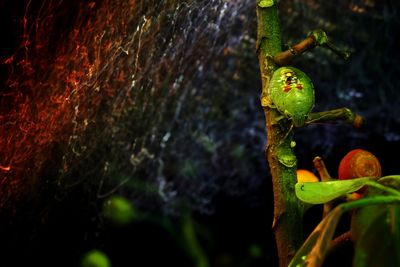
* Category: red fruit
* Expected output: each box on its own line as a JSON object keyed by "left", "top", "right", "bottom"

{"left": 338, "top": 149, "right": 382, "bottom": 180}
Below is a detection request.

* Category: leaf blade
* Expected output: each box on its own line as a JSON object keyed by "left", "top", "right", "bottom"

{"left": 295, "top": 178, "right": 374, "bottom": 204}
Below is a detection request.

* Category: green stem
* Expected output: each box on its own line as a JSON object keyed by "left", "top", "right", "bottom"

{"left": 256, "top": 2, "right": 304, "bottom": 266}
{"left": 340, "top": 195, "right": 400, "bottom": 212}
{"left": 306, "top": 107, "right": 364, "bottom": 129}
{"left": 366, "top": 180, "right": 400, "bottom": 197}
{"left": 139, "top": 212, "right": 209, "bottom": 267}
{"left": 181, "top": 212, "right": 209, "bottom": 267}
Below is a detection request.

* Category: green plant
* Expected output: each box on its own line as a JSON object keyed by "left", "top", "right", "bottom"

{"left": 254, "top": 1, "right": 399, "bottom": 266}
{"left": 291, "top": 175, "right": 400, "bottom": 267}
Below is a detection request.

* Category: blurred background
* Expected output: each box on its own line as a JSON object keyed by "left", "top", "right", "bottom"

{"left": 0, "top": 0, "right": 399, "bottom": 266}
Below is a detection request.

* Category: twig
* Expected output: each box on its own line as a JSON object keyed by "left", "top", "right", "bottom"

{"left": 327, "top": 231, "right": 353, "bottom": 255}
{"left": 313, "top": 156, "right": 334, "bottom": 217}
{"left": 313, "top": 157, "right": 332, "bottom": 182}
{"left": 306, "top": 108, "right": 364, "bottom": 129}
{"left": 274, "top": 29, "right": 351, "bottom": 66}
{"left": 274, "top": 34, "right": 317, "bottom": 66}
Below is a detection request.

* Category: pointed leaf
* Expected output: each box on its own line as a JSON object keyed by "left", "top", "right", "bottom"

{"left": 289, "top": 206, "right": 344, "bottom": 267}
{"left": 296, "top": 177, "right": 374, "bottom": 204}
{"left": 291, "top": 196, "right": 400, "bottom": 267}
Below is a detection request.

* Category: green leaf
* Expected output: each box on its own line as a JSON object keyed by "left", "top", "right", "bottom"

{"left": 289, "top": 206, "right": 343, "bottom": 267}
{"left": 290, "top": 196, "right": 400, "bottom": 267}
{"left": 295, "top": 177, "right": 374, "bottom": 204}
{"left": 378, "top": 175, "right": 400, "bottom": 190}
{"left": 352, "top": 204, "right": 400, "bottom": 267}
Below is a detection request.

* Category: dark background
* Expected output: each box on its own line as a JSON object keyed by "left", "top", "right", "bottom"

{"left": 0, "top": 0, "right": 399, "bottom": 266}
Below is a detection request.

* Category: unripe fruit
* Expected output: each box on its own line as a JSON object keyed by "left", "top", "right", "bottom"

{"left": 338, "top": 149, "right": 381, "bottom": 180}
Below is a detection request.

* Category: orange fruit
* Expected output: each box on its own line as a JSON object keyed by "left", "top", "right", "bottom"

{"left": 297, "top": 169, "right": 319, "bottom": 183}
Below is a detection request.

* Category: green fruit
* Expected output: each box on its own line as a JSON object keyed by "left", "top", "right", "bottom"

{"left": 81, "top": 250, "right": 111, "bottom": 267}
{"left": 102, "top": 195, "right": 135, "bottom": 226}
{"left": 269, "top": 66, "right": 314, "bottom": 127}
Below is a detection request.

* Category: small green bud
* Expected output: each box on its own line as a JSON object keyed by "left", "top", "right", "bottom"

{"left": 258, "top": 0, "right": 274, "bottom": 8}
{"left": 309, "top": 29, "right": 329, "bottom": 46}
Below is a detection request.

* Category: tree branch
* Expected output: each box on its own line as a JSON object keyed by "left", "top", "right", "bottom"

{"left": 274, "top": 34, "right": 317, "bottom": 66}
{"left": 256, "top": 1, "right": 304, "bottom": 266}
{"left": 256, "top": 4, "right": 359, "bottom": 266}
{"left": 274, "top": 29, "right": 351, "bottom": 66}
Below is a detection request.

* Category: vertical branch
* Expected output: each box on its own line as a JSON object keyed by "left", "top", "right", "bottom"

{"left": 256, "top": 1, "right": 304, "bottom": 266}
